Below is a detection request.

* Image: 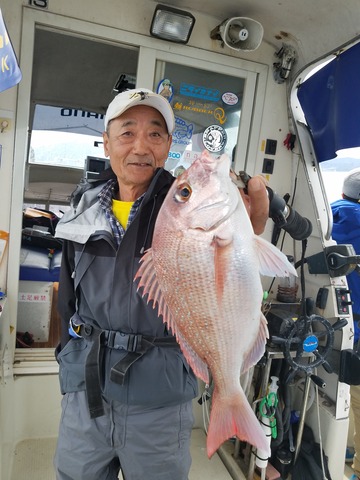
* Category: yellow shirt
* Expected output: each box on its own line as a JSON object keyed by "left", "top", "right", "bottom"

{"left": 112, "top": 199, "right": 134, "bottom": 230}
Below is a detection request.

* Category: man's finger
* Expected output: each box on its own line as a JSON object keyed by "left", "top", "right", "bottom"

{"left": 247, "top": 176, "right": 269, "bottom": 234}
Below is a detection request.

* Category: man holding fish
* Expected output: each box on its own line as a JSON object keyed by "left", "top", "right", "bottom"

{"left": 54, "top": 88, "right": 294, "bottom": 480}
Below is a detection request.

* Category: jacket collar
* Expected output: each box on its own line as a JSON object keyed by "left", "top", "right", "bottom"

{"left": 55, "top": 168, "right": 174, "bottom": 243}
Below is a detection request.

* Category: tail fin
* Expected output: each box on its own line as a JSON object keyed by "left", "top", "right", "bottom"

{"left": 206, "top": 388, "right": 270, "bottom": 459}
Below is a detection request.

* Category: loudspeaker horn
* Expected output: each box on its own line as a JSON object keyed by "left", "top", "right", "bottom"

{"left": 210, "top": 17, "right": 264, "bottom": 52}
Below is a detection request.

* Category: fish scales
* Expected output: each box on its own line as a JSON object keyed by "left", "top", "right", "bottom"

{"left": 135, "top": 149, "right": 297, "bottom": 458}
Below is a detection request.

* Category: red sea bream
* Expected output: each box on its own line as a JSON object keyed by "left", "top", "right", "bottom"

{"left": 135, "top": 150, "right": 297, "bottom": 458}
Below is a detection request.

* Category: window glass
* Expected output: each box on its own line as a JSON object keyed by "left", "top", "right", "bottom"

{"left": 154, "top": 62, "right": 245, "bottom": 175}
{"left": 320, "top": 150, "right": 360, "bottom": 203}
{"left": 30, "top": 104, "right": 104, "bottom": 169}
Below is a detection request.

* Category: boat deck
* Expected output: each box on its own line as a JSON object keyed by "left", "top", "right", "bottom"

{"left": 9, "top": 429, "right": 355, "bottom": 480}
{"left": 10, "top": 429, "right": 233, "bottom": 480}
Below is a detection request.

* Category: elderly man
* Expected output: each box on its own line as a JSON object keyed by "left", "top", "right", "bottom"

{"left": 53, "top": 88, "right": 269, "bottom": 480}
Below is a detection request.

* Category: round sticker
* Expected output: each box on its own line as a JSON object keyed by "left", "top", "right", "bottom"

{"left": 222, "top": 92, "right": 239, "bottom": 106}
{"left": 202, "top": 125, "right": 227, "bottom": 153}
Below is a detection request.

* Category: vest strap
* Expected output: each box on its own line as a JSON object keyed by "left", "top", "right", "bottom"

{"left": 80, "top": 324, "right": 178, "bottom": 419}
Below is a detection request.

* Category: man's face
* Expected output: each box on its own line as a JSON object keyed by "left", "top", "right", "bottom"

{"left": 103, "top": 105, "right": 172, "bottom": 199}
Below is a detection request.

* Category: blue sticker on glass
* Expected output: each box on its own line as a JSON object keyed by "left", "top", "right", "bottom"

{"left": 172, "top": 116, "right": 193, "bottom": 146}
{"left": 179, "top": 82, "right": 221, "bottom": 102}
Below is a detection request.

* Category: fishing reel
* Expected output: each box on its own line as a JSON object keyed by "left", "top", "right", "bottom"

{"left": 268, "top": 309, "right": 347, "bottom": 382}
{"left": 231, "top": 170, "right": 313, "bottom": 241}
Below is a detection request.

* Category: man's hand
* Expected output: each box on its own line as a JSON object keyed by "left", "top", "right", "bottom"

{"left": 239, "top": 176, "right": 269, "bottom": 235}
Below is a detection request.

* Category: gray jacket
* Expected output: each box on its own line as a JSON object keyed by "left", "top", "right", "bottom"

{"left": 55, "top": 168, "right": 198, "bottom": 413}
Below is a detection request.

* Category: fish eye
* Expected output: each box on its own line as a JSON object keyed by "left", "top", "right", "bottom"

{"left": 175, "top": 183, "right": 192, "bottom": 202}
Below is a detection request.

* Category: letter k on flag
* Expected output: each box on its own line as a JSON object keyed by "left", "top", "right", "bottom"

{"left": 0, "top": 8, "right": 22, "bottom": 93}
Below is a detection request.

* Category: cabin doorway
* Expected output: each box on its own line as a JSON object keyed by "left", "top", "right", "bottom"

{"left": 18, "top": 26, "right": 139, "bottom": 350}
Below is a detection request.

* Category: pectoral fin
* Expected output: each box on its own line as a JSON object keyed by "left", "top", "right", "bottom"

{"left": 255, "top": 235, "right": 297, "bottom": 277}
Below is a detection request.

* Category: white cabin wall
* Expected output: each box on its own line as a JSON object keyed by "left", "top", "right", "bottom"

{"left": 253, "top": 78, "right": 293, "bottom": 199}
{"left": 0, "top": 298, "right": 15, "bottom": 480}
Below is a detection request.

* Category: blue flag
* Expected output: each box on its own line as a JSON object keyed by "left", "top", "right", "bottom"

{"left": 0, "top": 8, "right": 22, "bottom": 93}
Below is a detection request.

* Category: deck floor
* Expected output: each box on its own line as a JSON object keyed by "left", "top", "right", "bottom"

{"left": 10, "top": 431, "right": 356, "bottom": 479}
{"left": 10, "top": 429, "right": 233, "bottom": 480}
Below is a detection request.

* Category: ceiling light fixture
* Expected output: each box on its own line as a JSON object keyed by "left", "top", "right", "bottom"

{"left": 150, "top": 4, "right": 196, "bottom": 44}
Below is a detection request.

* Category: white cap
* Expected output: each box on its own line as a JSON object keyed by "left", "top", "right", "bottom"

{"left": 343, "top": 167, "right": 360, "bottom": 201}
{"left": 104, "top": 88, "right": 175, "bottom": 134}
